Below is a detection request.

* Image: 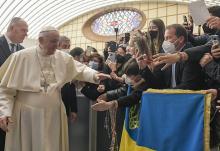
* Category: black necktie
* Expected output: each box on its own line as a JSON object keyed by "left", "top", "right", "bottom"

{"left": 10, "top": 43, "right": 16, "bottom": 53}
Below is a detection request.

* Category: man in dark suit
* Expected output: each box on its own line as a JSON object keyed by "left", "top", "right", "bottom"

{"left": 0, "top": 17, "right": 28, "bottom": 151}
{"left": 160, "top": 24, "right": 206, "bottom": 90}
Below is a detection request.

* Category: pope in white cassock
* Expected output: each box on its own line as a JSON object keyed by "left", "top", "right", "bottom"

{"left": 0, "top": 26, "right": 110, "bottom": 151}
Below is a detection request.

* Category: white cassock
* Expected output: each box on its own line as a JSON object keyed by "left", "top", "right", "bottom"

{"left": 0, "top": 46, "right": 98, "bottom": 151}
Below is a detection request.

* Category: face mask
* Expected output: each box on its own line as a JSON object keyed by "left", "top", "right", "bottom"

{"left": 116, "top": 54, "right": 125, "bottom": 64}
{"left": 124, "top": 53, "right": 132, "bottom": 61}
{"left": 88, "top": 61, "right": 99, "bottom": 70}
{"left": 149, "top": 30, "right": 158, "bottom": 39}
{"left": 124, "top": 76, "right": 133, "bottom": 85}
{"left": 162, "top": 40, "right": 176, "bottom": 54}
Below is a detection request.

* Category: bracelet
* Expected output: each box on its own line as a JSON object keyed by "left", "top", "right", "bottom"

{"left": 176, "top": 52, "right": 183, "bottom": 62}
{"left": 177, "top": 52, "right": 188, "bottom": 62}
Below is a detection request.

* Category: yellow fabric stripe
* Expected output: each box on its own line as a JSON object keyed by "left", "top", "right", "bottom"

{"left": 204, "top": 94, "right": 211, "bottom": 151}
{"left": 145, "top": 89, "right": 207, "bottom": 95}
{"left": 120, "top": 127, "right": 155, "bottom": 151}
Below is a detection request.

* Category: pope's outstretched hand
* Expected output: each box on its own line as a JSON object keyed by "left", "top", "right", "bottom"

{"left": 94, "top": 73, "right": 111, "bottom": 81}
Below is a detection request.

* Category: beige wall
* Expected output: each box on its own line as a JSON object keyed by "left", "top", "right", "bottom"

{"left": 22, "top": 38, "right": 37, "bottom": 48}
{"left": 59, "top": 1, "right": 192, "bottom": 52}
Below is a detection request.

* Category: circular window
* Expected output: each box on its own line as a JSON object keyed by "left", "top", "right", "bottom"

{"left": 82, "top": 8, "right": 146, "bottom": 42}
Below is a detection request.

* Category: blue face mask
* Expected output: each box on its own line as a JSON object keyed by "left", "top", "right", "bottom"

{"left": 88, "top": 61, "right": 99, "bottom": 70}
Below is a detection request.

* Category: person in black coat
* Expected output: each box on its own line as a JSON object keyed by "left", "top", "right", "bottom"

{"left": 0, "top": 17, "right": 28, "bottom": 151}
{"left": 81, "top": 53, "right": 104, "bottom": 100}
{"left": 61, "top": 82, "right": 78, "bottom": 118}
{"left": 58, "top": 36, "right": 78, "bottom": 121}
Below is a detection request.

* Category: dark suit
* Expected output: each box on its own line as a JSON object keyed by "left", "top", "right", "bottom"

{"left": 0, "top": 35, "right": 24, "bottom": 151}
{"left": 152, "top": 43, "right": 206, "bottom": 90}
{"left": 61, "top": 82, "right": 78, "bottom": 117}
{"left": 0, "top": 35, "right": 24, "bottom": 66}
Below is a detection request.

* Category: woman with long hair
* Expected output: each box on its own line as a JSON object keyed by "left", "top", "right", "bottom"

{"left": 148, "top": 19, "right": 165, "bottom": 54}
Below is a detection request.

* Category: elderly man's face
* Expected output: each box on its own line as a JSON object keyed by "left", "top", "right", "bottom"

{"left": 12, "top": 21, "right": 28, "bottom": 43}
{"left": 40, "top": 31, "right": 60, "bottom": 55}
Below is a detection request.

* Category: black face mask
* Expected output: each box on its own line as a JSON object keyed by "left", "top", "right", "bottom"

{"left": 202, "top": 23, "right": 217, "bottom": 35}
{"left": 149, "top": 30, "right": 158, "bottom": 39}
{"left": 116, "top": 54, "right": 125, "bottom": 64}
{"left": 124, "top": 53, "right": 132, "bottom": 61}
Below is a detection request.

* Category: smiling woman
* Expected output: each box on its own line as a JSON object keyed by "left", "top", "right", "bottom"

{"left": 82, "top": 7, "right": 146, "bottom": 42}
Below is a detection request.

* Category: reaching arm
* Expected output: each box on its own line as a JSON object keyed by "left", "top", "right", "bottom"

{"left": 68, "top": 59, "right": 110, "bottom": 84}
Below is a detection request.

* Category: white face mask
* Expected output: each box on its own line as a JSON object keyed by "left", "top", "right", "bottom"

{"left": 88, "top": 61, "right": 99, "bottom": 70}
{"left": 162, "top": 41, "right": 176, "bottom": 54}
{"left": 124, "top": 76, "right": 133, "bottom": 85}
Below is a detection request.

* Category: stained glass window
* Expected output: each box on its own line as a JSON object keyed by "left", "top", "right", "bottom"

{"left": 91, "top": 9, "right": 143, "bottom": 36}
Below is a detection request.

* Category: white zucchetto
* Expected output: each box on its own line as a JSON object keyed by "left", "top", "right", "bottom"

{"left": 39, "top": 26, "right": 58, "bottom": 33}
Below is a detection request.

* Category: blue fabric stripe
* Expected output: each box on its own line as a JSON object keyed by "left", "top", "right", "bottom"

{"left": 136, "top": 93, "right": 205, "bottom": 151}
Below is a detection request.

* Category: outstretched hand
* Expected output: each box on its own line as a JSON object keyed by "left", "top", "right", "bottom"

{"left": 153, "top": 53, "right": 179, "bottom": 70}
{"left": 95, "top": 73, "right": 111, "bottom": 81}
{"left": 97, "top": 93, "right": 107, "bottom": 101}
{"left": 153, "top": 53, "right": 180, "bottom": 64}
{"left": 136, "top": 54, "right": 152, "bottom": 70}
{"left": 91, "top": 100, "right": 115, "bottom": 111}
{"left": 199, "top": 53, "right": 213, "bottom": 67}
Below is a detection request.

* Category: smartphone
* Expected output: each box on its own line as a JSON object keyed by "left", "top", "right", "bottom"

{"left": 210, "top": 35, "right": 220, "bottom": 45}
{"left": 106, "top": 52, "right": 116, "bottom": 63}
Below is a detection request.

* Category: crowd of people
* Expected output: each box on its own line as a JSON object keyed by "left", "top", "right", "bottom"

{"left": 91, "top": 5, "right": 220, "bottom": 151}
{"left": 0, "top": 5, "right": 219, "bottom": 151}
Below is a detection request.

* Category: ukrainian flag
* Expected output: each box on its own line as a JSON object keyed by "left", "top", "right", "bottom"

{"left": 120, "top": 89, "right": 211, "bottom": 151}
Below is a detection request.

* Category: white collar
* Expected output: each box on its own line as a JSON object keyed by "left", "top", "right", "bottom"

{"left": 177, "top": 44, "right": 185, "bottom": 52}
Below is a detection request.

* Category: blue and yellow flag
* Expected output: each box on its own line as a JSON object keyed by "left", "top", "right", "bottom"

{"left": 120, "top": 89, "right": 211, "bottom": 151}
